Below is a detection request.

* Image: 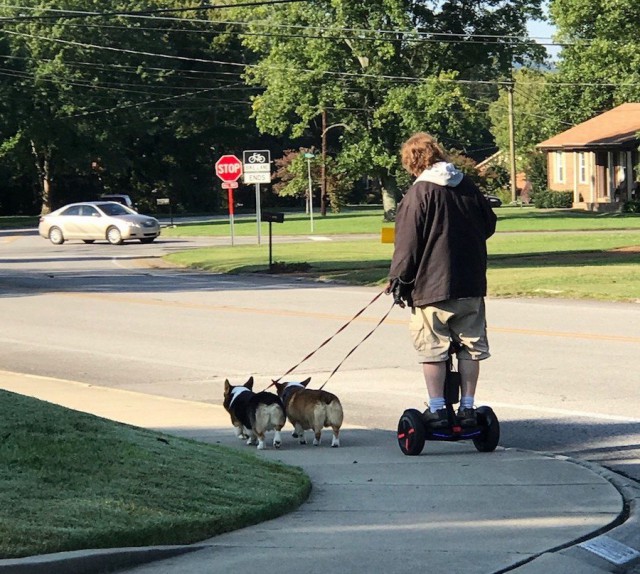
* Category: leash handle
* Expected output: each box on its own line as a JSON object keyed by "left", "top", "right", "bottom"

{"left": 318, "top": 300, "right": 395, "bottom": 390}
{"left": 268, "top": 289, "right": 386, "bottom": 388}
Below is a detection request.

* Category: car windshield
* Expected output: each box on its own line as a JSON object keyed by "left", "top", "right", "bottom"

{"left": 97, "top": 202, "right": 133, "bottom": 216}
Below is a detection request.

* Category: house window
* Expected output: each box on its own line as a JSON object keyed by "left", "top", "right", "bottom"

{"left": 555, "top": 151, "right": 564, "bottom": 183}
{"left": 578, "top": 152, "right": 587, "bottom": 184}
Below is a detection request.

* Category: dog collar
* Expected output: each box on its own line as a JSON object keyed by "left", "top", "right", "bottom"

{"left": 285, "top": 382, "right": 304, "bottom": 388}
{"left": 281, "top": 382, "right": 304, "bottom": 406}
{"left": 228, "top": 386, "right": 251, "bottom": 408}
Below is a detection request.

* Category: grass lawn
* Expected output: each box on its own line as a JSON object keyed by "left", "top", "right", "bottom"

{"left": 0, "top": 390, "right": 310, "bottom": 559}
{"left": 165, "top": 230, "right": 640, "bottom": 302}
{"left": 0, "top": 215, "right": 39, "bottom": 229}
{"left": 159, "top": 206, "right": 640, "bottom": 237}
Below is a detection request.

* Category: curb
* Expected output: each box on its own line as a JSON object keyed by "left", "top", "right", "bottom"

{"left": 0, "top": 545, "right": 206, "bottom": 574}
{"left": 498, "top": 450, "right": 640, "bottom": 573}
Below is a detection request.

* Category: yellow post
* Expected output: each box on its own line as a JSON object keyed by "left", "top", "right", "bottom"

{"left": 381, "top": 226, "right": 395, "bottom": 244}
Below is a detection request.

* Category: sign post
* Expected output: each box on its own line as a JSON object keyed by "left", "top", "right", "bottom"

{"left": 215, "top": 155, "right": 243, "bottom": 245}
{"left": 156, "top": 197, "right": 172, "bottom": 227}
{"left": 262, "top": 211, "right": 284, "bottom": 269}
{"left": 243, "top": 150, "right": 271, "bottom": 245}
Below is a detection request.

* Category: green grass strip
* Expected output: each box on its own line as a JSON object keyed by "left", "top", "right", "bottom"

{"left": 165, "top": 231, "right": 640, "bottom": 301}
{"left": 0, "top": 390, "right": 310, "bottom": 559}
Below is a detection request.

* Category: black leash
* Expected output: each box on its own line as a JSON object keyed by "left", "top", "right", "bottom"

{"left": 267, "top": 289, "right": 393, "bottom": 389}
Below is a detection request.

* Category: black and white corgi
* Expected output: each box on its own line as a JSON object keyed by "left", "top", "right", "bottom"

{"left": 223, "top": 377, "right": 285, "bottom": 450}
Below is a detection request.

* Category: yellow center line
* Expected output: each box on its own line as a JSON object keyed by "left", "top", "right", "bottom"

{"left": 56, "top": 291, "right": 640, "bottom": 345}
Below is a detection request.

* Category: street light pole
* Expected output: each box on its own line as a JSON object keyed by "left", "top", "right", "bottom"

{"left": 320, "top": 119, "right": 349, "bottom": 217}
{"left": 304, "top": 152, "right": 315, "bottom": 232}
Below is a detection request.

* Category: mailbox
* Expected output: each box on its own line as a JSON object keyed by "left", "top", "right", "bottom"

{"left": 262, "top": 211, "right": 284, "bottom": 223}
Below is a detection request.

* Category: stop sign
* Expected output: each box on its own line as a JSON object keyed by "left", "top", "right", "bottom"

{"left": 215, "top": 155, "right": 243, "bottom": 182}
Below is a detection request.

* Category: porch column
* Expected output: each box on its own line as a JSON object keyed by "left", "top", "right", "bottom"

{"left": 589, "top": 153, "right": 595, "bottom": 202}
{"left": 607, "top": 152, "right": 614, "bottom": 200}
{"left": 627, "top": 152, "right": 634, "bottom": 198}
{"left": 573, "top": 152, "right": 579, "bottom": 203}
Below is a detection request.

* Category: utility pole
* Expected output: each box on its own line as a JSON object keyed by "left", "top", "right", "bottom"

{"left": 507, "top": 81, "right": 518, "bottom": 203}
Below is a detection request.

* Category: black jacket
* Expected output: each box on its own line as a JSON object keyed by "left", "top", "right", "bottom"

{"left": 389, "top": 174, "right": 496, "bottom": 307}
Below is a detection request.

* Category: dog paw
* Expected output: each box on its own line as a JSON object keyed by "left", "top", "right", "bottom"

{"left": 291, "top": 432, "right": 299, "bottom": 438}
{"left": 299, "top": 440, "right": 306, "bottom": 445}
{"left": 313, "top": 439, "right": 320, "bottom": 446}
{"left": 331, "top": 440, "right": 340, "bottom": 448}
{"left": 274, "top": 441, "right": 281, "bottom": 449}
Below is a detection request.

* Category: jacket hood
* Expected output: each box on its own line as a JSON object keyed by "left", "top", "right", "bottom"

{"left": 414, "top": 161, "right": 464, "bottom": 187}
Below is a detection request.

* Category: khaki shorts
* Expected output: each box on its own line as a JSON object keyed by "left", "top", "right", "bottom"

{"left": 409, "top": 297, "right": 490, "bottom": 362}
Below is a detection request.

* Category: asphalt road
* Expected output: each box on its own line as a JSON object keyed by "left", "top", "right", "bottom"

{"left": 2, "top": 230, "right": 639, "bottom": 485}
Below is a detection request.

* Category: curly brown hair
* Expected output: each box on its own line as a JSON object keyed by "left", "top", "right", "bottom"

{"left": 401, "top": 132, "right": 447, "bottom": 177}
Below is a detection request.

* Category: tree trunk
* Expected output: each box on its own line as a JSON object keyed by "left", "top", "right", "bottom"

{"left": 379, "top": 172, "right": 399, "bottom": 222}
{"left": 31, "top": 140, "right": 52, "bottom": 215}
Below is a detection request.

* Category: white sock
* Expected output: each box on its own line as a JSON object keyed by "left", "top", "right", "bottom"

{"left": 429, "top": 397, "right": 446, "bottom": 412}
{"left": 460, "top": 396, "right": 474, "bottom": 409}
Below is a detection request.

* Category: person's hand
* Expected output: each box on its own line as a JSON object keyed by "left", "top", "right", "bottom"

{"left": 386, "top": 278, "right": 411, "bottom": 308}
{"left": 384, "top": 279, "right": 394, "bottom": 295}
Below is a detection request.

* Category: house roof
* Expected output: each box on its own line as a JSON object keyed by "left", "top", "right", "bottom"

{"left": 536, "top": 103, "right": 640, "bottom": 149}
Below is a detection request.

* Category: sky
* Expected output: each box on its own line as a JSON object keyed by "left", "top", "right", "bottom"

{"left": 526, "top": 11, "right": 561, "bottom": 60}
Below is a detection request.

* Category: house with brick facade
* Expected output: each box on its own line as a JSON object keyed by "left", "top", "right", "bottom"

{"left": 536, "top": 103, "right": 640, "bottom": 211}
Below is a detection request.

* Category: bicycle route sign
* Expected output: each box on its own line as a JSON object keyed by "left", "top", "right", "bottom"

{"left": 242, "top": 150, "right": 271, "bottom": 184}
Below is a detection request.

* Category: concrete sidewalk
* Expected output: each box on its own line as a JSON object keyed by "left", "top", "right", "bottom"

{"left": 1, "top": 371, "right": 639, "bottom": 574}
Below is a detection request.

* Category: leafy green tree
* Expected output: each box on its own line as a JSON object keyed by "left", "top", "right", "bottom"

{"left": 0, "top": 1, "right": 258, "bottom": 214}
{"left": 543, "top": 0, "right": 640, "bottom": 131}
{"left": 488, "top": 67, "right": 553, "bottom": 185}
{"left": 237, "top": 0, "right": 544, "bottom": 220}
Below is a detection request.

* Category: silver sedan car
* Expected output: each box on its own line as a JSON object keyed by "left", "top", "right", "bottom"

{"left": 38, "top": 201, "right": 161, "bottom": 245}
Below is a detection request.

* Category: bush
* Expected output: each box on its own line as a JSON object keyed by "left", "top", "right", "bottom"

{"left": 532, "top": 189, "right": 573, "bottom": 208}
{"left": 622, "top": 200, "right": 640, "bottom": 213}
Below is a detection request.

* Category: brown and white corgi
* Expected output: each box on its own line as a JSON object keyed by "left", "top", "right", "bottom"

{"left": 273, "top": 377, "right": 343, "bottom": 447}
{"left": 223, "top": 377, "right": 286, "bottom": 450}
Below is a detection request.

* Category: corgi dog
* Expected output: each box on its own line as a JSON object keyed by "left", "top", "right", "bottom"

{"left": 273, "top": 377, "right": 344, "bottom": 447}
{"left": 223, "top": 377, "right": 286, "bottom": 450}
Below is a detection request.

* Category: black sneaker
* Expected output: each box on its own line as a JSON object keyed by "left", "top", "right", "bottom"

{"left": 457, "top": 407, "right": 477, "bottom": 428}
{"left": 422, "top": 408, "right": 449, "bottom": 429}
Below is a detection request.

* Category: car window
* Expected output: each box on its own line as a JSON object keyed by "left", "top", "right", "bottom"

{"left": 97, "top": 202, "right": 130, "bottom": 216}
{"left": 60, "top": 205, "right": 81, "bottom": 216}
{"left": 80, "top": 205, "right": 100, "bottom": 217}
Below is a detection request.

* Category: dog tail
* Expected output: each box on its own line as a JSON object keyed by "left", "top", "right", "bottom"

{"left": 324, "top": 398, "right": 344, "bottom": 427}
{"left": 255, "top": 402, "right": 286, "bottom": 430}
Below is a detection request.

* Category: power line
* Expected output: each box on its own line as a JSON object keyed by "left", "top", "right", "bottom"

{"left": 0, "top": 3, "right": 572, "bottom": 48}
{"left": 0, "top": 0, "right": 307, "bottom": 22}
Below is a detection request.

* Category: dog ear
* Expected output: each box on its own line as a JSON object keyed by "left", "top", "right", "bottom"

{"left": 273, "top": 381, "right": 283, "bottom": 393}
{"left": 224, "top": 379, "right": 231, "bottom": 392}
{"left": 300, "top": 377, "right": 311, "bottom": 387}
{"left": 245, "top": 376, "right": 254, "bottom": 390}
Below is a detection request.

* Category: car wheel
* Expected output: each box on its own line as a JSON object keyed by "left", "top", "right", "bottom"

{"left": 82, "top": 240, "right": 95, "bottom": 244}
{"left": 139, "top": 237, "right": 155, "bottom": 244}
{"left": 106, "top": 226, "right": 123, "bottom": 245}
{"left": 48, "top": 227, "right": 64, "bottom": 245}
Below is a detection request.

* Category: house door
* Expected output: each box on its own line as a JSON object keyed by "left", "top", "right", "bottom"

{"left": 594, "top": 152, "right": 608, "bottom": 200}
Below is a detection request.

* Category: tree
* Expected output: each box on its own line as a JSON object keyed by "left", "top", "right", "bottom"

{"left": 488, "top": 67, "right": 553, "bottom": 185}
{"left": 542, "top": 0, "right": 640, "bottom": 132}
{"left": 236, "top": 0, "right": 544, "bottom": 220}
{"left": 0, "top": 1, "right": 259, "bottom": 214}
